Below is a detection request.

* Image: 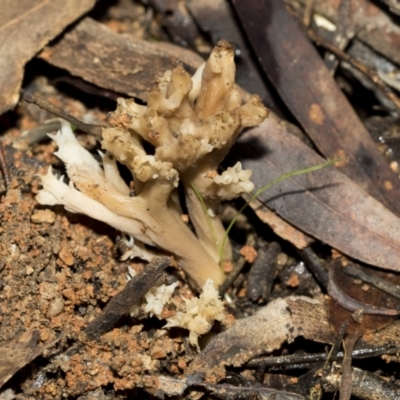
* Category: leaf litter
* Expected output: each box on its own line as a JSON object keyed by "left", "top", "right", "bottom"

{"left": 1, "top": 1, "right": 400, "bottom": 399}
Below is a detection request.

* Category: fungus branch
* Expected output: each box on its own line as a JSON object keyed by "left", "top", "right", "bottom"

{"left": 36, "top": 40, "right": 269, "bottom": 288}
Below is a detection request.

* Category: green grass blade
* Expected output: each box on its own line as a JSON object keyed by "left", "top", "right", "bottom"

{"left": 218, "top": 158, "right": 341, "bottom": 263}
{"left": 190, "top": 183, "right": 219, "bottom": 248}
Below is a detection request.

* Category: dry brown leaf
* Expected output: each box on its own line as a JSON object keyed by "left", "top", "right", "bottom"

{"left": 39, "top": 18, "right": 204, "bottom": 101}
{"left": 186, "top": 0, "right": 273, "bottom": 106}
{"left": 232, "top": 114, "right": 400, "bottom": 274}
{"left": 248, "top": 199, "right": 313, "bottom": 249}
{"left": 0, "top": 0, "right": 95, "bottom": 114}
{"left": 232, "top": 0, "right": 400, "bottom": 216}
{"left": 328, "top": 260, "right": 400, "bottom": 336}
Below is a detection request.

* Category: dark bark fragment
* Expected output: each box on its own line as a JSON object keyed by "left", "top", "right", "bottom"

{"left": 84, "top": 256, "right": 170, "bottom": 340}
{"left": 248, "top": 241, "right": 281, "bottom": 302}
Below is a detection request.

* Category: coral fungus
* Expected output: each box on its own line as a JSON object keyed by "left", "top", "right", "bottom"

{"left": 36, "top": 40, "right": 268, "bottom": 287}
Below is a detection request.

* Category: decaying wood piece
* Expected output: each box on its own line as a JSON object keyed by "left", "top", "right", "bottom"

{"left": 287, "top": 0, "right": 400, "bottom": 68}
{"left": 84, "top": 256, "right": 170, "bottom": 340}
{"left": 187, "top": 295, "right": 400, "bottom": 386}
{"left": 0, "top": 0, "right": 95, "bottom": 114}
{"left": 322, "top": 0, "right": 354, "bottom": 74}
{"left": 0, "top": 330, "right": 43, "bottom": 389}
{"left": 39, "top": 18, "right": 205, "bottom": 101}
{"left": 247, "top": 241, "right": 281, "bottom": 302}
{"left": 322, "top": 365, "right": 400, "bottom": 399}
{"left": 188, "top": 296, "right": 335, "bottom": 382}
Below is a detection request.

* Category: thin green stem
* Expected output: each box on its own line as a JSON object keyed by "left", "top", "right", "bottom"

{"left": 190, "top": 183, "right": 219, "bottom": 248}
{"left": 218, "top": 158, "right": 341, "bottom": 263}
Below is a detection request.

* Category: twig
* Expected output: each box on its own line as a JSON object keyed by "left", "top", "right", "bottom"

{"left": 246, "top": 345, "right": 398, "bottom": 369}
{"left": 219, "top": 256, "right": 246, "bottom": 297}
{"left": 340, "top": 334, "right": 359, "bottom": 400}
{"left": 19, "top": 120, "right": 61, "bottom": 145}
{"left": 323, "top": 365, "right": 400, "bottom": 399}
{"left": 84, "top": 256, "right": 170, "bottom": 340}
{"left": 344, "top": 264, "right": 400, "bottom": 300}
{"left": 321, "top": 320, "right": 349, "bottom": 376}
{"left": 23, "top": 93, "right": 103, "bottom": 136}
{"left": 307, "top": 29, "right": 400, "bottom": 114}
{"left": 52, "top": 76, "right": 120, "bottom": 101}
{"left": 0, "top": 142, "right": 11, "bottom": 191}
{"left": 198, "top": 382, "right": 303, "bottom": 399}
{"left": 219, "top": 233, "right": 257, "bottom": 296}
{"left": 247, "top": 241, "right": 281, "bottom": 302}
{"left": 327, "top": 266, "right": 400, "bottom": 315}
{"left": 298, "top": 246, "right": 329, "bottom": 290}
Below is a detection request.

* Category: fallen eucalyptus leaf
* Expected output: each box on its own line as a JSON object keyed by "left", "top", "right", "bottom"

{"left": 232, "top": 0, "right": 400, "bottom": 215}
{"left": 232, "top": 114, "right": 400, "bottom": 274}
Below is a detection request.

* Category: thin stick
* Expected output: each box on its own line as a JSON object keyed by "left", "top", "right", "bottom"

{"left": 0, "top": 142, "right": 11, "bottom": 190}
{"left": 218, "top": 257, "right": 246, "bottom": 297}
{"left": 307, "top": 29, "right": 400, "bottom": 113}
{"left": 24, "top": 93, "right": 103, "bottom": 136}
{"left": 246, "top": 345, "right": 398, "bottom": 368}
{"left": 298, "top": 246, "right": 328, "bottom": 290}
{"left": 328, "top": 266, "right": 400, "bottom": 315}
{"left": 84, "top": 256, "right": 170, "bottom": 340}
{"left": 344, "top": 264, "right": 400, "bottom": 300}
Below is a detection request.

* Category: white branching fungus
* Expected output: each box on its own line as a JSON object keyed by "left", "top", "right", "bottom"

{"left": 128, "top": 269, "right": 224, "bottom": 349}
{"left": 165, "top": 279, "right": 225, "bottom": 348}
{"left": 36, "top": 40, "right": 268, "bottom": 287}
{"left": 127, "top": 266, "right": 179, "bottom": 318}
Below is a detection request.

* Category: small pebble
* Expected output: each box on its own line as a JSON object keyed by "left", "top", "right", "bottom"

{"left": 59, "top": 247, "right": 75, "bottom": 266}
{"left": 31, "top": 209, "right": 56, "bottom": 224}
{"left": 46, "top": 297, "right": 64, "bottom": 318}
{"left": 26, "top": 265, "right": 34, "bottom": 275}
{"left": 239, "top": 245, "right": 258, "bottom": 263}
